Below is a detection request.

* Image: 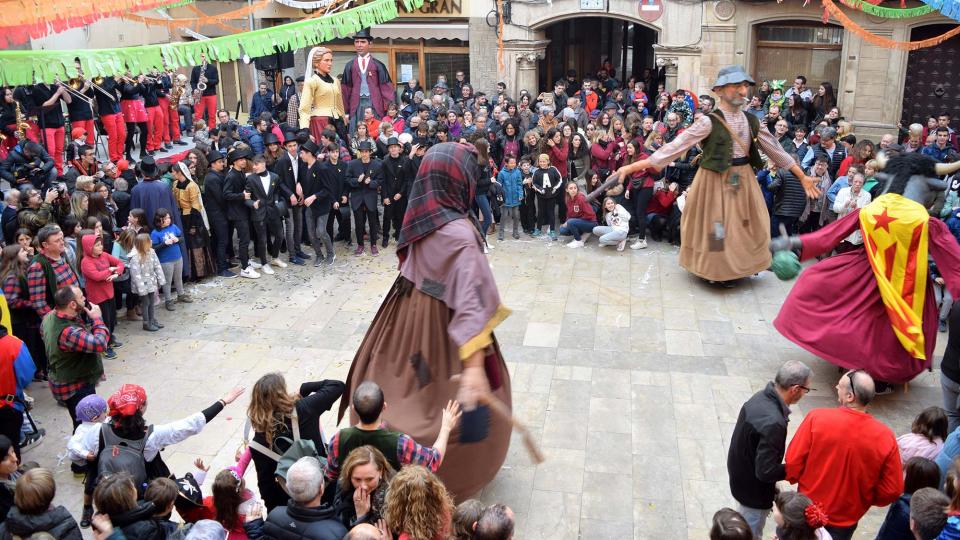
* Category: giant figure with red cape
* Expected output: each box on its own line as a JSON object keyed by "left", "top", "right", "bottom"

{"left": 772, "top": 153, "right": 960, "bottom": 383}
{"left": 338, "top": 142, "right": 512, "bottom": 500}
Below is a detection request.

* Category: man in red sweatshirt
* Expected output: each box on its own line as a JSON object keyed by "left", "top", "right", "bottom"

{"left": 784, "top": 369, "right": 903, "bottom": 540}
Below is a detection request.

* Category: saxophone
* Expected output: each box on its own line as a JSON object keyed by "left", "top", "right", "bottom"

{"left": 14, "top": 101, "right": 30, "bottom": 141}
{"left": 170, "top": 83, "right": 183, "bottom": 110}
{"left": 195, "top": 59, "right": 209, "bottom": 99}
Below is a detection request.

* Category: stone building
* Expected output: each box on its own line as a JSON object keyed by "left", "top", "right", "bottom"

{"left": 466, "top": 0, "right": 960, "bottom": 140}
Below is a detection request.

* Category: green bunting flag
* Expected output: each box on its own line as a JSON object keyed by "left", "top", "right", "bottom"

{"left": 838, "top": 0, "right": 936, "bottom": 17}
{"left": 0, "top": 0, "right": 423, "bottom": 85}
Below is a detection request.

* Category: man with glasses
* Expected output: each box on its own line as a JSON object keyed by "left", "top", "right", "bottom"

{"left": 727, "top": 360, "right": 812, "bottom": 539}
{"left": 785, "top": 369, "right": 903, "bottom": 540}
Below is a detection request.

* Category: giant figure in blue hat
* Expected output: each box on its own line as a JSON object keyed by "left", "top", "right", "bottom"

{"left": 616, "top": 65, "right": 820, "bottom": 286}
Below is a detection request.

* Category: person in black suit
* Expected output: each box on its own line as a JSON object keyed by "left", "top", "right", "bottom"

{"left": 275, "top": 133, "right": 311, "bottom": 266}
{"left": 297, "top": 141, "right": 341, "bottom": 267}
{"left": 345, "top": 140, "right": 382, "bottom": 256}
{"left": 378, "top": 136, "right": 413, "bottom": 247}
{"left": 223, "top": 146, "right": 258, "bottom": 279}
{"left": 245, "top": 154, "right": 287, "bottom": 275}
{"left": 201, "top": 150, "right": 235, "bottom": 278}
{"left": 323, "top": 143, "right": 351, "bottom": 246}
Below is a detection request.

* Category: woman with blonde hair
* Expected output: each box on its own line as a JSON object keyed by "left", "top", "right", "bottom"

{"left": 334, "top": 445, "right": 395, "bottom": 528}
{"left": 246, "top": 372, "right": 345, "bottom": 511}
{"left": 69, "top": 191, "right": 88, "bottom": 222}
{"left": 300, "top": 46, "right": 347, "bottom": 145}
{"left": 384, "top": 465, "right": 453, "bottom": 540}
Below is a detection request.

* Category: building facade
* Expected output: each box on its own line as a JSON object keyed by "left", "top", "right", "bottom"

{"left": 466, "top": 0, "right": 960, "bottom": 140}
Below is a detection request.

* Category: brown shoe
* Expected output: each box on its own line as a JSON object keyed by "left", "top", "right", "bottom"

{"left": 125, "top": 310, "right": 141, "bottom": 321}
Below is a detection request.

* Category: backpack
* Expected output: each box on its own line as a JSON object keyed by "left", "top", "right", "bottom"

{"left": 98, "top": 424, "right": 154, "bottom": 491}
{"left": 244, "top": 408, "right": 324, "bottom": 493}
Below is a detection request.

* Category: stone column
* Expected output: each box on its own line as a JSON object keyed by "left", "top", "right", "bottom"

{"left": 516, "top": 51, "right": 542, "bottom": 96}
{"left": 657, "top": 57, "right": 679, "bottom": 93}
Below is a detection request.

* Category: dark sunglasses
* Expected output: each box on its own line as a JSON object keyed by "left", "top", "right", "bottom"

{"left": 846, "top": 369, "right": 863, "bottom": 401}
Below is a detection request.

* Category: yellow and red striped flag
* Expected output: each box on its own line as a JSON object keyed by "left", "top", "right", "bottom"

{"left": 859, "top": 193, "right": 930, "bottom": 360}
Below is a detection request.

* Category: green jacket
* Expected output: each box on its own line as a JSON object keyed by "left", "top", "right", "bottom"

{"left": 700, "top": 112, "right": 764, "bottom": 173}
{"left": 41, "top": 311, "right": 103, "bottom": 385}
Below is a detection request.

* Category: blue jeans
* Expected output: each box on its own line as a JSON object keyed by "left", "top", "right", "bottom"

{"left": 736, "top": 503, "right": 770, "bottom": 540}
{"left": 476, "top": 194, "right": 493, "bottom": 236}
{"left": 559, "top": 218, "right": 598, "bottom": 240}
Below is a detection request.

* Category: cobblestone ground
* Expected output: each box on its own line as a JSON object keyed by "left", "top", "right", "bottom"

{"left": 23, "top": 235, "right": 944, "bottom": 539}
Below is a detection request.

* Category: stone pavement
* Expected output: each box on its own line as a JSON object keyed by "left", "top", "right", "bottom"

{"left": 22, "top": 235, "right": 945, "bottom": 539}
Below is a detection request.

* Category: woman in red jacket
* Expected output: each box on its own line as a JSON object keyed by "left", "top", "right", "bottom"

{"left": 79, "top": 235, "right": 124, "bottom": 359}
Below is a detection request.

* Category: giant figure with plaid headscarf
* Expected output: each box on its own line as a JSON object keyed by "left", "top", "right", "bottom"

{"left": 772, "top": 153, "right": 960, "bottom": 383}
{"left": 338, "top": 142, "right": 513, "bottom": 499}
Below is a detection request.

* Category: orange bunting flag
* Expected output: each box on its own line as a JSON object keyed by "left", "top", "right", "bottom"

{"left": 859, "top": 193, "right": 930, "bottom": 360}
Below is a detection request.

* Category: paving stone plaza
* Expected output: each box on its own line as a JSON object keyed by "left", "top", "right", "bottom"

{"left": 24, "top": 238, "right": 945, "bottom": 539}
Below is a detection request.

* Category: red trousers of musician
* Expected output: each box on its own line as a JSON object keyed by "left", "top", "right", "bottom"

{"left": 195, "top": 95, "right": 217, "bottom": 127}
{"left": 100, "top": 113, "right": 126, "bottom": 163}
{"left": 157, "top": 97, "right": 180, "bottom": 143}
{"left": 71, "top": 119, "right": 95, "bottom": 145}
{"left": 146, "top": 106, "right": 163, "bottom": 151}
{"left": 42, "top": 126, "right": 65, "bottom": 175}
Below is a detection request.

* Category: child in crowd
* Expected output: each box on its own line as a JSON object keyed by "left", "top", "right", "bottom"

{"left": 876, "top": 456, "right": 941, "bottom": 539}
{"left": 772, "top": 492, "right": 831, "bottom": 540}
{"left": 150, "top": 208, "right": 191, "bottom": 311}
{"left": 519, "top": 157, "right": 537, "bottom": 234}
{"left": 127, "top": 208, "right": 149, "bottom": 234}
{"left": 66, "top": 393, "right": 107, "bottom": 528}
{"left": 129, "top": 232, "right": 165, "bottom": 332}
{"left": 80, "top": 234, "right": 125, "bottom": 359}
{"left": 112, "top": 229, "right": 138, "bottom": 322}
{"left": 532, "top": 153, "right": 563, "bottom": 239}
{"left": 184, "top": 452, "right": 258, "bottom": 538}
{"left": 898, "top": 406, "right": 949, "bottom": 463}
{"left": 593, "top": 196, "right": 631, "bottom": 251}
{"left": 497, "top": 155, "right": 523, "bottom": 241}
{"left": 558, "top": 181, "right": 598, "bottom": 248}
{"left": 145, "top": 477, "right": 181, "bottom": 536}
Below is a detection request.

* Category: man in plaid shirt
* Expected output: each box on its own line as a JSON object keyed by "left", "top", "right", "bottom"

{"left": 27, "top": 224, "right": 79, "bottom": 318}
{"left": 323, "top": 381, "right": 460, "bottom": 482}
{"left": 40, "top": 285, "right": 107, "bottom": 427}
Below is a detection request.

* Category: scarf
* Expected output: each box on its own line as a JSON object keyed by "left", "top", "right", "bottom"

{"left": 396, "top": 142, "right": 479, "bottom": 264}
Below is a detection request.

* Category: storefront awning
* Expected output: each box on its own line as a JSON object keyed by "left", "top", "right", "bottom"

{"left": 371, "top": 23, "right": 468, "bottom": 41}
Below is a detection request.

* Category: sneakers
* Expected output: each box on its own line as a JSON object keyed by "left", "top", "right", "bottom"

{"left": 513, "top": 231, "right": 520, "bottom": 239}
{"left": 261, "top": 263, "right": 275, "bottom": 275}
{"left": 105, "top": 348, "right": 117, "bottom": 359}
{"left": 566, "top": 239, "right": 585, "bottom": 249}
{"left": 354, "top": 246, "right": 365, "bottom": 256}
{"left": 289, "top": 256, "right": 306, "bottom": 266}
{"left": 178, "top": 294, "right": 193, "bottom": 303}
{"left": 249, "top": 260, "right": 263, "bottom": 269}
{"left": 270, "top": 259, "right": 288, "bottom": 269}
{"left": 154, "top": 320, "right": 164, "bottom": 329}
{"left": 326, "top": 253, "right": 336, "bottom": 266}
{"left": 631, "top": 238, "right": 648, "bottom": 250}
{"left": 616, "top": 239, "right": 627, "bottom": 252}
{"left": 110, "top": 339, "right": 123, "bottom": 349}
{"left": 381, "top": 237, "right": 389, "bottom": 248}
{"left": 240, "top": 266, "right": 261, "bottom": 279}
{"left": 173, "top": 139, "right": 187, "bottom": 146}
{"left": 143, "top": 322, "right": 159, "bottom": 332}
{"left": 314, "top": 257, "right": 324, "bottom": 267}
{"left": 549, "top": 231, "right": 558, "bottom": 241}
{"left": 164, "top": 301, "right": 176, "bottom": 312}
{"left": 581, "top": 232, "right": 592, "bottom": 244}
{"left": 532, "top": 229, "right": 542, "bottom": 237}
{"left": 297, "top": 251, "right": 312, "bottom": 260}
{"left": 371, "top": 245, "right": 380, "bottom": 257}
{"left": 941, "top": 319, "right": 948, "bottom": 333}
{"left": 20, "top": 428, "right": 44, "bottom": 453}
{"left": 218, "top": 269, "right": 238, "bottom": 278}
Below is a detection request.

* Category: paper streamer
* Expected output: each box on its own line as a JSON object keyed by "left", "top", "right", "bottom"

{"left": 919, "top": 0, "right": 960, "bottom": 21}
{"left": 0, "top": 0, "right": 198, "bottom": 48}
{"left": 272, "top": 0, "right": 336, "bottom": 9}
{"left": 823, "top": 0, "right": 960, "bottom": 50}
{"left": 0, "top": 0, "right": 421, "bottom": 85}
{"left": 839, "top": 0, "right": 936, "bottom": 17}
